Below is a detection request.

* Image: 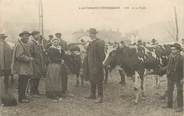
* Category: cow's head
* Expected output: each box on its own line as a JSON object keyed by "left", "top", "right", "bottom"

{"left": 103, "top": 50, "right": 119, "bottom": 69}
{"left": 144, "top": 44, "right": 171, "bottom": 76}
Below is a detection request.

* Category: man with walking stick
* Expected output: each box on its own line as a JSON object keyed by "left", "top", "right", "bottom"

{"left": 12, "top": 31, "right": 33, "bottom": 103}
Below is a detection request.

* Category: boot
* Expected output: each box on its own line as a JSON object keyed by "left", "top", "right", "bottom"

{"left": 95, "top": 96, "right": 103, "bottom": 103}
{"left": 85, "top": 94, "right": 96, "bottom": 99}
{"left": 176, "top": 107, "right": 183, "bottom": 112}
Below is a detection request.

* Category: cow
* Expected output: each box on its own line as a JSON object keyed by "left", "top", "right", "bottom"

{"left": 103, "top": 43, "right": 171, "bottom": 103}
{"left": 144, "top": 44, "right": 171, "bottom": 88}
{"left": 103, "top": 45, "right": 146, "bottom": 103}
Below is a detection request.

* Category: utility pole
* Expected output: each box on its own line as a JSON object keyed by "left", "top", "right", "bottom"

{"left": 174, "top": 7, "right": 179, "bottom": 41}
{"left": 39, "top": 0, "right": 44, "bottom": 36}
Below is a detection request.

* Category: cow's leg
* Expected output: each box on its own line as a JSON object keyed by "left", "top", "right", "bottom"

{"left": 104, "top": 66, "right": 109, "bottom": 84}
{"left": 155, "top": 75, "right": 160, "bottom": 89}
{"left": 119, "top": 70, "right": 126, "bottom": 86}
{"left": 160, "top": 76, "right": 168, "bottom": 100}
{"left": 116, "top": 66, "right": 126, "bottom": 86}
{"left": 81, "top": 73, "right": 84, "bottom": 86}
{"left": 133, "top": 71, "right": 141, "bottom": 104}
{"left": 10, "top": 74, "right": 15, "bottom": 86}
{"left": 139, "top": 72, "right": 145, "bottom": 98}
{"left": 79, "top": 67, "right": 85, "bottom": 87}
{"left": 76, "top": 73, "right": 80, "bottom": 87}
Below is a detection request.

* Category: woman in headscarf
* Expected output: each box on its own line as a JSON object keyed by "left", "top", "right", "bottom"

{"left": 45, "top": 38, "right": 67, "bottom": 101}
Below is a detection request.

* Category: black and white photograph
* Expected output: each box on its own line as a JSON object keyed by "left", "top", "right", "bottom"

{"left": 0, "top": 0, "right": 184, "bottom": 116}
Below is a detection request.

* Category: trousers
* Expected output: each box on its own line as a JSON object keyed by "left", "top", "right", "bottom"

{"left": 18, "top": 75, "right": 30, "bottom": 101}
{"left": 90, "top": 80, "right": 103, "bottom": 97}
{"left": 30, "top": 78, "right": 40, "bottom": 95}
{"left": 2, "top": 70, "right": 11, "bottom": 93}
{"left": 167, "top": 78, "right": 183, "bottom": 108}
{"left": 4, "top": 75, "right": 10, "bottom": 93}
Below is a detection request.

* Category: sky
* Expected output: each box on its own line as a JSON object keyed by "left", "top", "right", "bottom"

{"left": 0, "top": 0, "right": 184, "bottom": 42}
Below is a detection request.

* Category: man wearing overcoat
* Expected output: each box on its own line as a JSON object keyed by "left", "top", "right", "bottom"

{"left": 164, "top": 43, "right": 184, "bottom": 112}
{"left": 0, "top": 33, "right": 12, "bottom": 92}
{"left": 30, "top": 31, "right": 45, "bottom": 96}
{"left": 12, "top": 31, "right": 33, "bottom": 103}
{"left": 86, "top": 28, "right": 105, "bottom": 103}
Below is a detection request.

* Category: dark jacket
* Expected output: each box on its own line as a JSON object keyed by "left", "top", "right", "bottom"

{"left": 47, "top": 46, "right": 69, "bottom": 74}
{"left": 30, "top": 39, "right": 46, "bottom": 78}
{"left": 87, "top": 38, "right": 105, "bottom": 83}
{"left": 0, "top": 40, "right": 12, "bottom": 75}
{"left": 47, "top": 46, "right": 62, "bottom": 64}
{"left": 167, "top": 53, "right": 183, "bottom": 80}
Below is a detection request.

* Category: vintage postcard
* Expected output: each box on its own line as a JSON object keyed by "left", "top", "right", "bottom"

{"left": 0, "top": 0, "right": 184, "bottom": 116}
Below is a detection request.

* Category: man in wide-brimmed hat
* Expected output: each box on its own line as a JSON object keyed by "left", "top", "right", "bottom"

{"left": 151, "top": 38, "right": 158, "bottom": 45}
{"left": 0, "top": 33, "right": 12, "bottom": 93}
{"left": 163, "top": 43, "right": 184, "bottom": 112}
{"left": 86, "top": 28, "right": 105, "bottom": 103}
{"left": 0, "top": 33, "right": 17, "bottom": 106}
{"left": 12, "top": 31, "right": 33, "bottom": 103}
{"left": 170, "top": 43, "right": 182, "bottom": 51}
{"left": 88, "top": 28, "right": 98, "bottom": 34}
{"left": 18, "top": 31, "right": 31, "bottom": 37}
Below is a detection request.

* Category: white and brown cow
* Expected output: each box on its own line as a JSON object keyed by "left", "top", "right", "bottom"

{"left": 103, "top": 43, "right": 171, "bottom": 103}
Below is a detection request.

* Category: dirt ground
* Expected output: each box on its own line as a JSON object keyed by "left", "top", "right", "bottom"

{"left": 0, "top": 70, "right": 183, "bottom": 116}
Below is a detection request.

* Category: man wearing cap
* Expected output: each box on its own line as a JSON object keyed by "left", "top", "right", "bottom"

{"left": 29, "top": 31, "right": 45, "bottom": 96}
{"left": 0, "top": 33, "right": 12, "bottom": 93}
{"left": 46, "top": 35, "right": 54, "bottom": 49}
{"left": 163, "top": 43, "right": 184, "bottom": 112}
{"left": 55, "top": 33, "right": 67, "bottom": 51}
{"left": 12, "top": 31, "right": 33, "bottom": 103}
{"left": 48, "top": 35, "right": 54, "bottom": 41}
{"left": 86, "top": 28, "right": 105, "bottom": 103}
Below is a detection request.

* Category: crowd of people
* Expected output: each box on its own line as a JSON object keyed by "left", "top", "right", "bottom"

{"left": 0, "top": 28, "right": 184, "bottom": 112}
{"left": 0, "top": 28, "right": 105, "bottom": 105}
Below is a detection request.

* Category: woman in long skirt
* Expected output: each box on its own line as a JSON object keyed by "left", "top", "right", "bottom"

{"left": 45, "top": 39, "right": 67, "bottom": 100}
